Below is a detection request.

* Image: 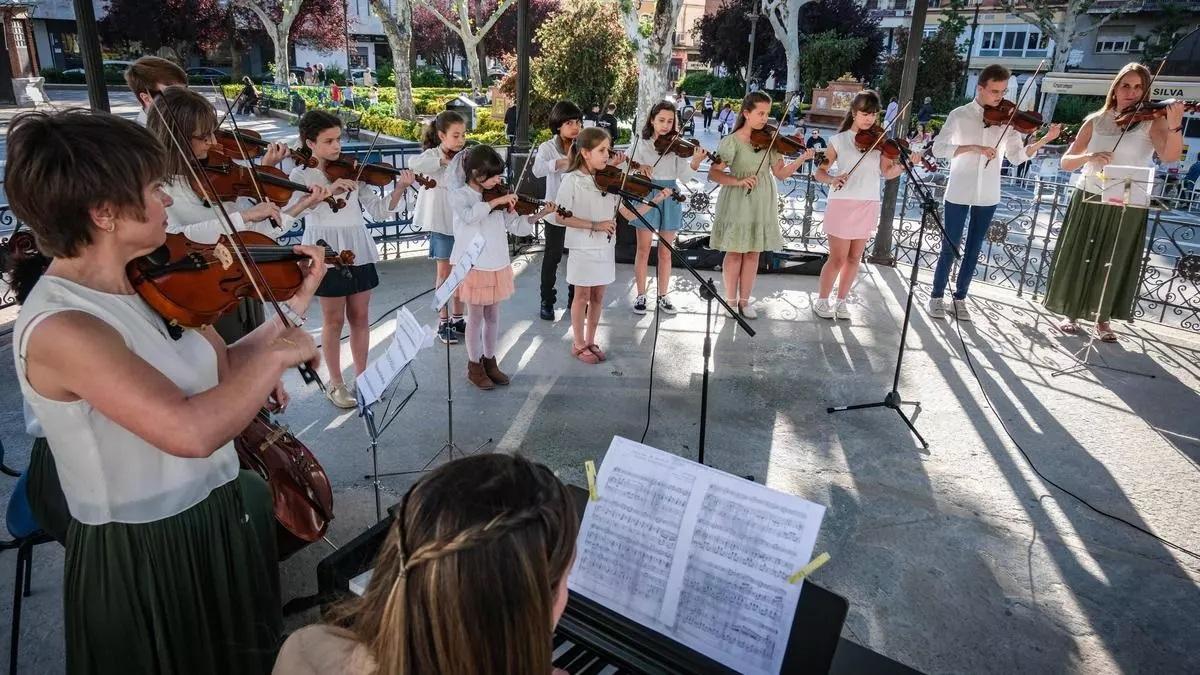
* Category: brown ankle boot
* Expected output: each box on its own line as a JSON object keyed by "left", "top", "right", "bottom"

{"left": 467, "top": 359, "right": 495, "bottom": 390}
{"left": 481, "top": 355, "right": 510, "bottom": 385}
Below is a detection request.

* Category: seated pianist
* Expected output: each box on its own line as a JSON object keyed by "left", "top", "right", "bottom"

{"left": 274, "top": 453, "right": 579, "bottom": 674}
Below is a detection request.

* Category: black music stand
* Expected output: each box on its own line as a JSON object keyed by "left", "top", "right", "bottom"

{"left": 359, "top": 363, "right": 420, "bottom": 521}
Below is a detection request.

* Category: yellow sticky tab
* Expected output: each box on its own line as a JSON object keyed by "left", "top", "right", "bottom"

{"left": 788, "top": 552, "right": 831, "bottom": 584}
{"left": 585, "top": 460, "right": 599, "bottom": 501}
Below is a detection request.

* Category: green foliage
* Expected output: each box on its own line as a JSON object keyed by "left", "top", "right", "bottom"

{"left": 323, "top": 65, "right": 349, "bottom": 86}
{"left": 880, "top": 27, "right": 966, "bottom": 113}
{"left": 531, "top": 0, "right": 637, "bottom": 119}
{"left": 677, "top": 72, "right": 743, "bottom": 98}
{"left": 799, "top": 30, "right": 866, "bottom": 89}
{"left": 1053, "top": 94, "right": 1103, "bottom": 125}
{"left": 376, "top": 60, "right": 396, "bottom": 87}
{"left": 412, "top": 65, "right": 452, "bottom": 87}
{"left": 1137, "top": 3, "right": 1200, "bottom": 62}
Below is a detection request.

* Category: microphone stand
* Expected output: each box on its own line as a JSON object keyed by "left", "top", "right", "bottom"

{"left": 617, "top": 196, "right": 755, "bottom": 466}
{"left": 827, "top": 154, "right": 959, "bottom": 449}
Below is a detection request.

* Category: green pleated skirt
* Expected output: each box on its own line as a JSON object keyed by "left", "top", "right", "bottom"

{"left": 1043, "top": 190, "right": 1148, "bottom": 323}
{"left": 60, "top": 469, "right": 281, "bottom": 675}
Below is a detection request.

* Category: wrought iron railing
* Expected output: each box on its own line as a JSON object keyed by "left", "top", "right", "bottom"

{"left": 5, "top": 153, "right": 1200, "bottom": 334}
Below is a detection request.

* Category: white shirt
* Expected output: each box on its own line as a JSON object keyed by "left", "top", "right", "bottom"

{"left": 533, "top": 137, "right": 571, "bottom": 225}
{"left": 825, "top": 130, "right": 884, "bottom": 202}
{"left": 933, "top": 100, "right": 1033, "bottom": 207}
{"left": 885, "top": 101, "right": 899, "bottom": 125}
{"left": 14, "top": 276, "right": 239, "bottom": 525}
{"left": 289, "top": 166, "right": 404, "bottom": 265}
{"left": 1073, "top": 110, "right": 1157, "bottom": 194}
{"left": 631, "top": 140, "right": 696, "bottom": 182}
{"left": 447, "top": 186, "right": 535, "bottom": 271}
{"left": 409, "top": 147, "right": 459, "bottom": 235}
{"left": 555, "top": 171, "right": 620, "bottom": 251}
{"left": 161, "top": 177, "right": 290, "bottom": 244}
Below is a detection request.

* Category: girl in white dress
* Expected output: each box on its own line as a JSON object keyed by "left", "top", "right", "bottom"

{"left": 411, "top": 111, "right": 467, "bottom": 343}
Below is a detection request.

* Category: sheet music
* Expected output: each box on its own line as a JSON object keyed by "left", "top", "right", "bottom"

{"left": 355, "top": 308, "right": 435, "bottom": 412}
{"left": 569, "top": 437, "right": 825, "bottom": 675}
{"left": 430, "top": 232, "right": 486, "bottom": 311}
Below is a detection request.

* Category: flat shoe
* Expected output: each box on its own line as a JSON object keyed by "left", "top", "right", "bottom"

{"left": 574, "top": 346, "right": 599, "bottom": 364}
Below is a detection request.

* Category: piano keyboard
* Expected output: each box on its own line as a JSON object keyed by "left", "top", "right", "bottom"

{"left": 552, "top": 632, "right": 625, "bottom": 674}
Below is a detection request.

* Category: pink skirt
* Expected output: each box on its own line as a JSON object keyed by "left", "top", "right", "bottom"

{"left": 822, "top": 199, "right": 881, "bottom": 240}
{"left": 458, "top": 266, "right": 515, "bottom": 305}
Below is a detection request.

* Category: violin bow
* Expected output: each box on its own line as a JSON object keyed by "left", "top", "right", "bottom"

{"left": 837, "top": 100, "right": 911, "bottom": 185}
{"left": 214, "top": 87, "right": 286, "bottom": 233}
{"left": 984, "top": 59, "right": 1046, "bottom": 168}
{"left": 1110, "top": 57, "right": 1168, "bottom": 157}
{"left": 147, "top": 91, "right": 326, "bottom": 391}
{"left": 747, "top": 92, "right": 802, "bottom": 195}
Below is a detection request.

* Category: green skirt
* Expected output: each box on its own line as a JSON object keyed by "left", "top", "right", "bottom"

{"left": 63, "top": 471, "right": 281, "bottom": 675}
{"left": 1043, "top": 190, "right": 1147, "bottom": 323}
{"left": 711, "top": 181, "right": 784, "bottom": 253}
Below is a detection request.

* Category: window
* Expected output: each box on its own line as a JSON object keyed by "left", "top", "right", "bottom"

{"left": 1002, "top": 31, "right": 1027, "bottom": 56}
{"left": 11, "top": 21, "right": 26, "bottom": 48}
{"left": 1096, "top": 28, "right": 1140, "bottom": 54}
{"left": 978, "top": 27, "right": 1049, "bottom": 58}
{"left": 979, "top": 30, "right": 1002, "bottom": 56}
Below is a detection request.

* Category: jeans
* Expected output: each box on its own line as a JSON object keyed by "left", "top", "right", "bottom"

{"left": 540, "top": 224, "right": 573, "bottom": 306}
{"left": 931, "top": 201, "right": 997, "bottom": 300}
{"left": 702, "top": 108, "right": 713, "bottom": 129}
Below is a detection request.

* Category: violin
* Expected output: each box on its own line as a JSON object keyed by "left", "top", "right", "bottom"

{"left": 653, "top": 131, "right": 725, "bottom": 166}
{"left": 214, "top": 128, "right": 317, "bottom": 168}
{"left": 982, "top": 99, "right": 1045, "bottom": 135}
{"left": 128, "top": 231, "right": 355, "bottom": 329}
{"left": 199, "top": 149, "right": 347, "bottom": 212}
{"left": 852, "top": 125, "right": 939, "bottom": 172}
{"left": 481, "top": 182, "right": 574, "bottom": 219}
{"left": 322, "top": 155, "right": 436, "bottom": 190}
{"left": 235, "top": 409, "right": 334, "bottom": 560}
{"left": 592, "top": 165, "right": 686, "bottom": 203}
{"left": 747, "top": 124, "right": 809, "bottom": 156}
{"left": 1114, "top": 99, "right": 1198, "bottom": 127}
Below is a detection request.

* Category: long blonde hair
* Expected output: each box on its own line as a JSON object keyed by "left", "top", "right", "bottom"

{"left": 327, "top": 454, "right": 579, "bottom": 674}
{"left": 566, "top": 126, "right": 610, "bottom": 174}
{"left": 1103, "top": 62, "right": 1152, "bottom": 113}
{"left": 143, "top": 85, "right": 217, "bottom": 179}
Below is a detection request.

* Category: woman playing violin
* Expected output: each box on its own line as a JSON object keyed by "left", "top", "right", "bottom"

{"left": 707, "top": 92, "right": 814, "bottom": 319}
{"left": 145, "top": 86, "right": 334, "bottom": 342}
{"left": 4, "top": 110, "right": 325, "bottom": 674}
{"left": 1043, "top": 62, "right": 1185, "bottom": 342}
{"left": 813, "top": 90, "right": 917, "bottom": 321}
{"left": 629, "top": 101, "right": 710, "bottom": 316}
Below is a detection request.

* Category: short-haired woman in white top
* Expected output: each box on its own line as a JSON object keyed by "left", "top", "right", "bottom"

{"left": 5, "top": 110, "right": 325, "bottom": 673}
{"left": 813, "top": 90, "right": 916, "bottom": 321}
{"left": 555, "top": 128, "right": 673, "bottom": 364}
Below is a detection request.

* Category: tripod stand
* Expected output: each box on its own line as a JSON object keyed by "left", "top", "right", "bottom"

{"left": 1051, "top": 177, "right": 1156, "bottom": 379}
{"left": 619, "top": 197, "right": 754, "bottom": 465}
{"left": 827, "top": 156, "right": 959, "bottom": 449}
{"left": 361, "top": 364, "right": 419, "bottom": 520}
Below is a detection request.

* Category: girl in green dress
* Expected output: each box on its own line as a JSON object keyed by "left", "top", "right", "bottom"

{"left": 1043, "top": 63, "right": 1185, "bottom": 342}
{"left": 708, "top": 92, "right": 812, "bottom": 318}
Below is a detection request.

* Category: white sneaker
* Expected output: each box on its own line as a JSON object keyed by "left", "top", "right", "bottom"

{"left": 835, "top": 300, "right": 851, "bottom": 320}
{"left": 740, "top": 303, "right": 758, "bottom": 320}
{"left": 813, "top": 298, "right": 835, "bottom": 319}
{"left": 953, "top": 299, "right": 971, "bottom": 321}
{"left": 927, "top": 297, "right": 946, "bottom": 319}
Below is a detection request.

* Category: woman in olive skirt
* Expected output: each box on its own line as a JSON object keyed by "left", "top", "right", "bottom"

{"left": 4, "top": 111, "right": 326, "bottom": 674}
{"left": 1043, "top": 63, "right": 1185, "bottom": 342}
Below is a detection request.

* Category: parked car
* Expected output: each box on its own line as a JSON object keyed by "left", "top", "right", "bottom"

{"left": 186, "top": 66, "right": 229, "bottom": 82}
{"left": 62, "top": 60, "right": 133, "bottom": 77}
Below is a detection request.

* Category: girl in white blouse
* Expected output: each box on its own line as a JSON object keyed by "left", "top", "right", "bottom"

{"left": 290, "top": 110, "right": 415, "bottom": 409}
{"left": 813, "top": 90, "right": 914, "bottom": 321}
{"left": 410, "top": 110, "right": 467, "bottom": 343}
{"left": 449, "top": 145, "right": 557, "bottom": 389}
{"left": 629, "top": 101, "right": 710, "bottom": 316}
{"left": 555, "top": 128, "right": 672, "bottom": 364}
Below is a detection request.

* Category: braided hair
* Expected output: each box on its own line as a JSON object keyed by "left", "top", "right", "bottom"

{"left": 327, "top": 453, "right": 578, "bottom": 674}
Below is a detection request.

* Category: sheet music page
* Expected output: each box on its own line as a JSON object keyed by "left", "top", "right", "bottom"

{"left": 569, "top": 437, "right": 825, "bottom": 675}
{"left": 431, "top": 232, "right": 486, "bottom": 311}
{"left": 355, "top": 308, "right": 434, "bottom": 412}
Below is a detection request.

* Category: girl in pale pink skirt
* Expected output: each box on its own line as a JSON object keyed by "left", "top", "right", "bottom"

{"left": 449, "top": 145, "right": 557, "bottom": 389}
{"left": 814, "top": 90, "right": 917, "bottom": 320}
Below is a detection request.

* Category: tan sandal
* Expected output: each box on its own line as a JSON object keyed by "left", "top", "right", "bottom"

{"left": 574, "top": 345, "right": 600, "bottom": 364}
{"left": 1096, "top": 323, "right": 1118, "bottom": 343}
{"left": 587, "top": 344, "right": 607, "bottom": 362}
{"left": 1059, "top": 320, "right": 1080, "bottom": 335}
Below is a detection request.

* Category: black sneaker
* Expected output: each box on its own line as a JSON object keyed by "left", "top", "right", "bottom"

{"left": 633, "top": 295, "right": 647, "bottom": 315}
{"left": 657, "top": 295, "right": 678, "bottom": 314}
{"left": 539, "top": 303, "right": 554, "bottom": 321}
{"left": 451, "top": 317, "right": 466, "bottom": 335}
{"left": 437, "top": 324, "right": 459, "bottom": 344}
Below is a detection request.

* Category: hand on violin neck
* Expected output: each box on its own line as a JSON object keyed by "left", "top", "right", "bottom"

{"left": 608, "top": 151, "right": 629, "bottom": 167}
{"left": 261, "top": 143, "right": 288, "bottom": 167}
{"left": 291, "top": 243, "right": 329, "bottom": 309}
{"left": 294, "top": 184, "right": 333, "bottom": 212}
{"left": 653, "top": 188, "right": 674, "bottom": 203}
{"left": 1042, "top": 123, "right": 1063, "bottom": 144}
{"left": 243, "top": 202, "right": 282, "bottom": 224}
{"left": 537, "top": 200, "right": 558, "bottom": 219}
{"left": 394, "top": 169, "right": 416, "bottom": 191}
{"left": 331, "top": 178, "right": 359, "bottom": 196}
{"left": 489, "top": 193, "right": 519, "bottom": 210}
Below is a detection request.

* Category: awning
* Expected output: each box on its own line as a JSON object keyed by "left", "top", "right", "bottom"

{"left": 1042, "top": 72, "right": 1200, "bottom": 100}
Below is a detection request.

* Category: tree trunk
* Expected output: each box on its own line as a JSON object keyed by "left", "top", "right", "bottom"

{"left": 635, "top": 51, "right": 672, "bottom": 127}
{"left": 272, "top": 30, "right": 290, "bottom": 84}
{"left": 463, "top": 35, "right": 484, "bottom": 90}
{"left": 1039, "top": 36, "right": 1072, "bottom": 120}
{"left": 371, "top": 0, "right": 415, "bottom": 118}
{"left": 783, "top": 37, "right": 800, "bottom": 98}
{"left": 474, "top": 0, "right": 487, "bottom": 84}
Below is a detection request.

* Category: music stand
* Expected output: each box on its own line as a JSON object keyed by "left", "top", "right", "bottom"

{"left": 361, "top": 363, "right": 420, "bottom": 520}
{"left": 1051, "top": 170, "right": 1160, "bottom": 379}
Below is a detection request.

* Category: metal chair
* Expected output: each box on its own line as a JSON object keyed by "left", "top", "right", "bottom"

{"left": 1, "top": 438, "right": 54, "bottom": 675}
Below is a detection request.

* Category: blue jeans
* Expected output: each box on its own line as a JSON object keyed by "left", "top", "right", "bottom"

{"left": 931, "top": 201, "right": 997, "bottom": 300}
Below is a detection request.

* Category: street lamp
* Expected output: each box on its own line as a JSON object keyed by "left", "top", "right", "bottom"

{"left": 959, "top": 0, "right": 981, "bottom": 96}
{"left": 344, "top": 0, "right": 353, "bottom": 81}
{"left": 745, "top": 11, "right": 760, "bottom": 97}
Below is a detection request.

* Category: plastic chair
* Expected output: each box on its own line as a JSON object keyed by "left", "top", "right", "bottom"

{"left": 1, "top": 439, "right": 53, "bottom": 675}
